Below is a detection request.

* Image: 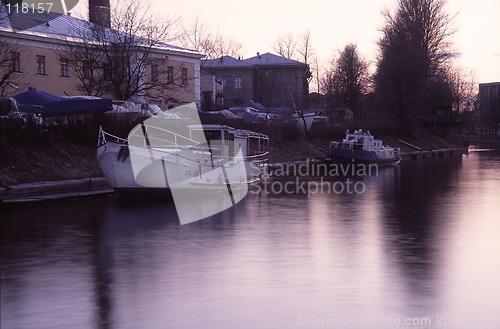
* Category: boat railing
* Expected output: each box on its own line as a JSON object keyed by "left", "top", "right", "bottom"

{"left": 98, "top": 126, "right": 128, "bottom": 147}
{"left": 210, "top": 150, "right": 269, "bottom": 163}
{"left": 98, "top": 125, "right": 210, "bottom": 156}
{"left": 99, "top": 125, "right": 269, "bottom": 168}
{"left": 129, "top": 124, "right": 202, "bottom": 149}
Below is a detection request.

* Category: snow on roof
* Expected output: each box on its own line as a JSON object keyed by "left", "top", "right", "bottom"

{"left": 244, "top": 52, "right": 306, "bottom": 66}
{"left": 0, "top": 8, "right": 200, "bottom": 57}
{"left": 203, "top": 53, "right": 307, "bottom": 69}
{"left": 203, "top": 56, "right": 253, "bottom": 68}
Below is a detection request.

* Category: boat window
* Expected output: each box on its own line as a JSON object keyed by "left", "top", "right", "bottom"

{"left": 204, "top": 130, "right": 223, "bottom": 141}
{"left": 248, "top": 137, "right": 259, "bottom": 156}
{"left": 191, "top": 129, "right": 222, "bottom": 142}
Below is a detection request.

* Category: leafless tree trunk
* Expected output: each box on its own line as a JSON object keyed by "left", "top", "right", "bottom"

{"left": 297, "top": 30, "right": 314, "bottom": 65}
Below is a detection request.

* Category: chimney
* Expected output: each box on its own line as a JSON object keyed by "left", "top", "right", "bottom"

{"left": 89, "top": 0, "right": 111, "bottom": 28}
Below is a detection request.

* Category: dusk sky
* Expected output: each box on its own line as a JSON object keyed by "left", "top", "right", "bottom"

{"left": 74, "top": 0, "right": 500, "bottom": 84}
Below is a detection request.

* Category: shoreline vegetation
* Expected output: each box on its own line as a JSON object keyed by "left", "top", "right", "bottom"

{"left": 0, "top": 115, "right": 475, "bottom": 187}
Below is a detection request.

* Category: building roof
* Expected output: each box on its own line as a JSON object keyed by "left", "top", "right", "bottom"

{"left": 203, "top": 56, "right": 253, "bottom": 69}
{"left": 0, "top": 7, "right": 201, "bottom": 57}
{"left": 244, "top": 52, "right": 306, "bottom": 66}
{"left": 202, "top": 53, "right": 307, "bottom": 71}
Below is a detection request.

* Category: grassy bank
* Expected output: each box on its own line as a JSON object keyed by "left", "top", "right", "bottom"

{"left": 0, "top": 142, "right": 102, "bottom": 186}
{"left": 0, "top": 137, "right": 328, "bottom": 185}
{"left": 1, "top": 134, "right": 467, "bottom": 186}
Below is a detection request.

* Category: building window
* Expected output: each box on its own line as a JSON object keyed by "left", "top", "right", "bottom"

{"left": 82, "top": 62, "right": 91, "bottom": 80}
{"left": 181, "top": 68, "right": 188, "bottom": 86}
{"left": 60, "top": 58, "right": 69, "bottom": 77}
{"left": 151, "top": 64, "right": 159, "bottom": 82}
{"left": 167, "top": 66, "right": 173, "bottom": 82}
{"left": 234, "top": 77, "right": 242, "bottom": 89}
{"left": 12, "top": 52, "right": 21, "bottom": 72}
{"left": 36, "top": 55, "right": 46, "bottom": 75}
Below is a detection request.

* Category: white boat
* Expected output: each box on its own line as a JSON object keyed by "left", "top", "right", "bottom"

{"left": 290, "top": 111, "right": 328, "bottom": 134}
{"left": 97, "top": 123, "right": 269, "bottom": 194}
{"left": 328, "top": 129, "right": 401, "bottom": 165}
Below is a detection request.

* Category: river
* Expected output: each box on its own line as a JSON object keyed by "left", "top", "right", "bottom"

{"left": 1, "top": 147, "right": 499, "bottom": 329}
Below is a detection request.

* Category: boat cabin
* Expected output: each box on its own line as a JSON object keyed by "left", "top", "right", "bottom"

{"left": 331, "top": 130, "right": 383, "bottom": 152}
{"left": 188, "top": 125, "right": 269, "bottom": 159}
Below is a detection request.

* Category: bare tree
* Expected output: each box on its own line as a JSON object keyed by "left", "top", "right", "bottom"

{"left": 0, "top": 37, "right": 21, "bottom": 97}
{"left": 57, "top": 26, "right": 106, "bottom": 96}
{"left": 180, "top": 17, "right": 242, "bottom": 60}
{"left": 59, "top": 1, "right": 184, "bottom": 100}
{"left": 297, "top": 30, "right": 314, "bottom": 64}
{"left": 105, "top": 2, "right": 181, "bottom": 100}
{"left": 320, "top": 57, "right": 337, "bottom": 111}
{"left": 311, "top": 54, "right": 321, "bottom": 108}
{"left": 332, "top": 44, "right": 371, "bottom": 119}
{"left": 272, "top": 30, "right": 315, "bottom": 64}
{"left": 374, "top": 0, "right": 457, "bottom": 134}
{"left": 441, "top": 64, "right": 477, "bottom": 113}
{"left": 272, "top": 33, "right": 297, "bottom": 60}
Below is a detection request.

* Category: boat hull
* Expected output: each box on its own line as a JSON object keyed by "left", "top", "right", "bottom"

{"left": 328, "top": 149, "right": 401, "bottom": 166}
{"left": 97, "top": 141, "right": 263, "bottom": 193}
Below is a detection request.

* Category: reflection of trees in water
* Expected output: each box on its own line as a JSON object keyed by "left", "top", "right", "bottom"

{"left": 379, "top": 157, "right": 462, "bottom": 304}
{"left": 92, "top": 199, "right": 179, "bottom": 328}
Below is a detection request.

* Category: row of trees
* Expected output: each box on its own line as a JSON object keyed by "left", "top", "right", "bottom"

{"left": 269, "top": 0, "right": 477, "bottom": 134}
{"left": 1, "top": 0, "right": 478, "bottom": 135}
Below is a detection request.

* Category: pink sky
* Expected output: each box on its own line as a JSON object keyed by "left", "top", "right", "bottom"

{"left": 74, "top": 0, "right": 500, "bottom": 83}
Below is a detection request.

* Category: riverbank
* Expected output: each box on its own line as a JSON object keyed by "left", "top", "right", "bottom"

{"left": 0, "top": 134, "right": 474, "bottom": 205}
{"left": 0, "top": 133, "right": 468, "bottom": 186}
{"left": 0, "top": 142, "right": 102, "bottom": 186}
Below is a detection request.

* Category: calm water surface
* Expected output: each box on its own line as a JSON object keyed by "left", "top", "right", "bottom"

{"left": 1, "top": 148, "right": 500, "bottom": 329}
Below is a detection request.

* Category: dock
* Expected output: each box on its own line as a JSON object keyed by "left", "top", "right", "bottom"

{"left": 0, "top": 178, "right": 114, "bottom": 206}
{"left": 400, "top": 147, "right": 467, "bottom": 160}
